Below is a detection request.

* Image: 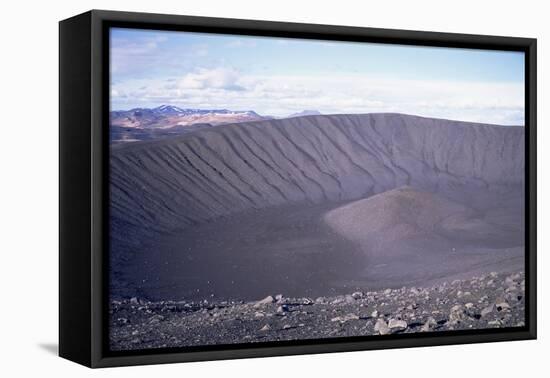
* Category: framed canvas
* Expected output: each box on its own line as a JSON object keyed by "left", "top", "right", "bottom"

{"left": 59, "top": 10, "right": 537, "bottom": 368}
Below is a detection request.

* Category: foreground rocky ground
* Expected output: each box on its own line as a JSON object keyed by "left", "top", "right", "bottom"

{"left": 110, "top": 271, "right": 525, "bottom": 351}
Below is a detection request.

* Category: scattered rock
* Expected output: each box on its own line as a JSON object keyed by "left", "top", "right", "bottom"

{"left": 254, "top": 295, "right": 275, "bottom": 307}
{"left": 148, "top": 315, "right": 164, "bottom": 324}
{"left": 464, "top": 304, "right": 480, "bottom": 319}
{"left": 388, "top": 319, "right": 408, "bottom": 331}
{"left": 110, "top": 271, "right": 525, "bottom": 350}
{"left": 420, "top": 317, "right": 437, "bottom": 332}
{"left": 276, "top": 305, "right": 289, "bottom": 313}
{"left": 331, "top": 296, "right": 346, "bottom": 305}
{"left": 301, "top": 298, "right": 314, "bottom": 305}
{"left": 375, "top": 319, "right": 391, "bottom": 335}
{"left": 505, "top": 274, "right": 521, "bottom": 286}
{"left": 481, "top": 304, "right": 494, "bottom": 317}
{"left": 449, "top": 305, "right": 464, "bottom": 324}
{"left": 495, "top": 300, "right": 510, "bottom": 311}
{"left": 345, "top": 295, "right": 356, "bottom": 304}
{"left": 331, "top": 313, "right": 360, "bottom": 323}
{"left": 351, "top": 291, "right": 363, "bottom": 300}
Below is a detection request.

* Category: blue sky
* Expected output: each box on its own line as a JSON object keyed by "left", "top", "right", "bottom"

{"left": 110, "top": 27, "right": 525, "bottom": 125}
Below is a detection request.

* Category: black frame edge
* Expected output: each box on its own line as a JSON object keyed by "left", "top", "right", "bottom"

{"left": 90, "top": 9, "right": 535, "bottom": 48}
{"left": 59, "top": 11, "right": 93, "bottom": 367}
{"left": 527, "top": 38, "right": 537, "bottom": 340}
{"left": 59, "top": 9, "right": 537, "bottom": 368}
{"left": 95, "top": 330, "right": 535, "bottom": 368}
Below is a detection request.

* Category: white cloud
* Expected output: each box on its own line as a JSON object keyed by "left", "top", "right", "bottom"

{"left": 111, "top": 69, "right": 524, "bottom": 125}
{"left": 178, "top": 68, "right": 246, "bottom": 91}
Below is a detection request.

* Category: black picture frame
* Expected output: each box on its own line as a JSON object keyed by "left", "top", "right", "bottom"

{"left": 59, "top": 9, "right": 537, "bottom": 368}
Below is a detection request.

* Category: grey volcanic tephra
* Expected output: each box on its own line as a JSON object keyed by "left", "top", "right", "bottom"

{"left": 110, "top": 113, "right": 524, "bottom": 301}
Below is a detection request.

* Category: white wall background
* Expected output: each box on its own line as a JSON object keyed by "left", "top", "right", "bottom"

{"left": 0, "top": 0, "right": 546, "bottom": 376}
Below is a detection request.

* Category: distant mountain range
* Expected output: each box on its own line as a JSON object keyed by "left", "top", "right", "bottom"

{"left": 111, "top": 105, "right": 265, "bottom": 129}
{"left": 288, "top": 110, "right": 322, "bottom": 118}
{"left": 110, "top": 105, "right": 322, "bottom": 143}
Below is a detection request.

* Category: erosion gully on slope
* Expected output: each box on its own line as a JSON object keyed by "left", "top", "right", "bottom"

{"left": 109, "top": 113, "right": 524, "bottom": 302}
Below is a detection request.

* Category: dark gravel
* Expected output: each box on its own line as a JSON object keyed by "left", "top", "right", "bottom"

{"left": 109, "top": 271, "right": 525, "bottom": 351}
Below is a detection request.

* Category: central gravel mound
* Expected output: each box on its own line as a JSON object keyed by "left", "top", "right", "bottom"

{"left": 324, "top": 186, "right": 522, "bottom": 255}
{"left": 325, "top": 186, "right": 476, "bottom": 250}
{"left": 109, "top": 113, "right": 525, "bottom": 301}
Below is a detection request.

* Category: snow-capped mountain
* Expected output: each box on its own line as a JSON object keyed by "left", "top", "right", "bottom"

{"left": 110, "top": 106, "right": 265, "bottom": 129}
{"left": 152, "top": 105, "right": 262, "bottom": 117}
{"left": 110, "top": 105, "right": 268, "bottom": 143}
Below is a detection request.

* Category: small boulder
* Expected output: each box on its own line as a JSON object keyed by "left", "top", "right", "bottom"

{"left": 420, "top": 317, "right": 437, "bottom": 332}
{"left": 331, "top": 313, "right": 360, "bottom": 323}
{"left": 254, "top": 295, "right": 275, "bottom": 307}
{"left": 276, "top": 304, "right": 290, "bottom": 313}
{"left": 495, "top": 299, "right": 510, "bottom": 311}
{"left": 331, "top": 296, "right": 346, "bottom": 305}
{"left": 388, "top": 319, "right": 408, "bottom": 331}
{"left": 351, "top": 291, "right": 363, "bottom": 300}
{"left": 375, "top": 319, "right": 390, "bottom": 335}
{"left": 301, "top": 298, "right": 314, "bottom": 305}
{"left": 449, "top": 304, "right": 464, "bottom": 324}
{"left": 481, "top": 304, "right": 494, "bottom": 317}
